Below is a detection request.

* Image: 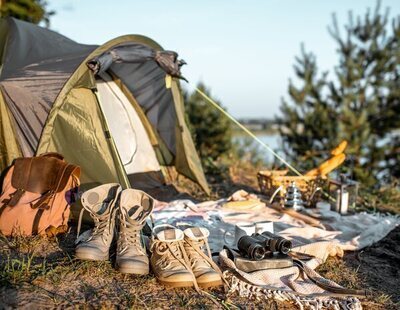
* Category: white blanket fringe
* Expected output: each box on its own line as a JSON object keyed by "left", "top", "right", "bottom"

{"left": 223, "top": 270, "right": 362, "bottom": 310}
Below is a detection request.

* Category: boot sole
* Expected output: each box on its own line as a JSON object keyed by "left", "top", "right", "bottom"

{"left": 116, "top": 266, "right": 149, "bottom": 275}
{"left": 198, "top": 279, "right": 223, "bottom": 288}
{"left": 158, "top": 279, "right": 195, "bottom": 288}
{"left": 75, "top": 252, "right": 109, "bottom": 261}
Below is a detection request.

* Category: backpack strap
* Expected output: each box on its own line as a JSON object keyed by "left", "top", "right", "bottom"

{"left": 30, "top": 163, "right": 80, "bottom": 234}
{"left": 4, "top": 157, "right": 36, "bottom": 206}
{"left": 30, "top": 191, "right": 53, "bottom": 210}
{"left": 5, "top": 157, "right": 33, "bottom": 207}
{"left": 6, "top": 188, "right": 26, "bottom": 207}
{"left": 32, "top": 208, "right": 45, "bottom": 235}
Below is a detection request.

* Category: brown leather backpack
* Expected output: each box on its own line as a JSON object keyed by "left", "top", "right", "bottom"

{"left": 0, "top": 153, "right": 80, "bottom": 236}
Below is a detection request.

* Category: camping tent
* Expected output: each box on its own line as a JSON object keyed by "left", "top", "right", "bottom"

{"left": 0, "top": 17, "right": 210, "bottom": 207}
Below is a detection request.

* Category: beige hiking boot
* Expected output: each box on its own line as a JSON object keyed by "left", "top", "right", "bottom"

{"left": 116, "top": 189, "right": 154, "bottom": 275}
{"left": 75, "top": 183, "right": 121, "bottom": 261}
{"left": 150, "top": 225, "right": 197, "bottom": 288}
{"left": 183, "top": 227, "right": 223, "bottom": 288}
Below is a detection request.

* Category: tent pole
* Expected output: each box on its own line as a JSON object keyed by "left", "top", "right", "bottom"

{"left": 93, "top": 90, "right": 131, "bottom": 189}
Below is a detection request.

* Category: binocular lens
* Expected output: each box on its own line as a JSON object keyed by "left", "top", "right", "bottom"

{"left": 252, "top": 246, "right": 266, "bottom": 260}
{"left": 257, "top": 232, "right": 292, "bottom": 254}
{"left": 277, "top": 239, "right": 292, "bottom": 254}
{"left": 237, "top": 235, "right": 266, "bottom": 260}
{"left": 237, "top": 232, "right": 292, "bottom": 260}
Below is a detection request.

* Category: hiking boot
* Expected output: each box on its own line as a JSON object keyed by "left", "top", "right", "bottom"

{"left": 183, "top": 227, "right": 223, "bottom": 288}
{"left": 116, "top": 189, "right": 154, "bottom": 275}
{"left": 75, "top": 183, "right": 121, "bottom": 261}
{"left": 150, "top": 225, "right": 196, "bottom": 288}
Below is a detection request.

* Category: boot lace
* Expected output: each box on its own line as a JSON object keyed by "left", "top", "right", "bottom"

{"left": 185, "top": 239, "right": 211, "bottom": 268}
{"left": 76, "top": 205, "right": 114, "bottom": 245}
{"left": 151, "top": 233, "right": 229, "bottom": 307}
{"left": 150, "top": 240, "right": 184, "bottom": 269}
{"left": 90, "top": 213, "right": 112, "bottom": 244}
{"left": 117, "top": 210, "right": 144, "bottom": 255}
{"left": 184, "top": 238, "right": 225, "bottom": 281}
{"left": 150, "top": 239, "right": 200, "bottom": 291}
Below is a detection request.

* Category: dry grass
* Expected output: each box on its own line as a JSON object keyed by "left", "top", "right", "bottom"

{"left": 317, "top": 256, "right": 399, "bottom": 309}
{"left": 0, "top": 231, "right": 294, "bottom": 309}
{"left": 1, "top": 226, "right": 399, "bottom": 309}
{"left": 1, "top": 161, "right": 399, "bottom": 309}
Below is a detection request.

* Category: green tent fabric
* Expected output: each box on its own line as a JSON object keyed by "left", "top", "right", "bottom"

{"left": 0, "top": 17, "right": 210, "bottom": 201}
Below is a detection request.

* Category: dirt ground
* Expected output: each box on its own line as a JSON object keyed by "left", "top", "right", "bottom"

{"left": 0, "top": 178, "right": 399, "bottom": 309}
{"left": 343, "top": 226, "right": 400, "bottom": 305}
{"left": 318, "top": 226, "right": 400, "bottom": 309}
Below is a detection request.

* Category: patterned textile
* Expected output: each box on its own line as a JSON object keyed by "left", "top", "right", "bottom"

{"left": 152, "top": 195, "right": 399, "bottom": 309}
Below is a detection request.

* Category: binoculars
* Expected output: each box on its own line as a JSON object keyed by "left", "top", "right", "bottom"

{"left": 237, "top": 231, "right": 292, "bottom": 260}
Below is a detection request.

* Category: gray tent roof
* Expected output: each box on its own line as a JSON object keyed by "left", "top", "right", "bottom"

{"left": 0, "top": 18, "right": 210, "bottom": 194}
{"left": 0, "top": 17, "right": 97, "bottom": 79}
{"left": 0, "top": 18, "right": 97, "bottom": 154}
{"left": 0, "top": 18, "right": 181, "bottom": 157}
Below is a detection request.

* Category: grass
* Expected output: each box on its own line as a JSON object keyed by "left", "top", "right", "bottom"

{"left": 317, "top": 257, "right": 399, "bottom": 309}
{"left": 357, "top": 183, "right": 400, "bottom": 214}
{"left": 1, "top": 162, "right": 399, "bottom": 309}
{"left": 2, "top": 229, "right": 398, "bottom": 309}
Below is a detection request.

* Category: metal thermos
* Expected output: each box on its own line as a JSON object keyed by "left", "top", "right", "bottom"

{"left": 284, "top": 182, "right": 304, "bottom": 211}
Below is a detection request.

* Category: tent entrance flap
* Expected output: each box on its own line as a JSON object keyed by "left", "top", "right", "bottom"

{"left": 36, "top": 87, "right": 122, "bottom": 189}
{"left": 96, "top": 72, "right": 162, "bottom": 177}
{"left": 0, "top": 18, "right": 210, "bottom": 194}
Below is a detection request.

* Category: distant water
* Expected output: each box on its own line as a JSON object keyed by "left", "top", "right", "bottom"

{"left": 233, "top": 133, "right": 282, "bottom": 164}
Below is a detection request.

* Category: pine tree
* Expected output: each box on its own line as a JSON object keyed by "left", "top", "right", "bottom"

{"left": 185, "top": 82, "right": 232, "bottom": 173}
{"left": 0, "top": 0, "right": 54, "bottom": 27}
{"left": 278, "top": 1, "right": 400, "bottom": 187}
{"left": 278, "top": 46, "right": 339, "bottom": 173}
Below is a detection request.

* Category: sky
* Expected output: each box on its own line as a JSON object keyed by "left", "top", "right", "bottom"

{"left": 47, "top": 0, "right": 399, "bottom": 118}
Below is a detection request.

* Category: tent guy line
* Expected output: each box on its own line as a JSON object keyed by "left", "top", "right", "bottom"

{"left": 192, "top": 85, "right": 303, "bottom": 177}
{"left": 192, "top": 86, "right": 338, "bottom": 202}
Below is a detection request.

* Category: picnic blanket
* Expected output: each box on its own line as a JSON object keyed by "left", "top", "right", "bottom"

{"left": 152, "top": 194, "right": 399, "bottom": 310}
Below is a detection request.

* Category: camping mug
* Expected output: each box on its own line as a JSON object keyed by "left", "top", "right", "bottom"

{"left": 224, "top": 223, "right": 255, "bottom": 246}
{"left": 254, "top": 221, "right": 274, "bottom": 234}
